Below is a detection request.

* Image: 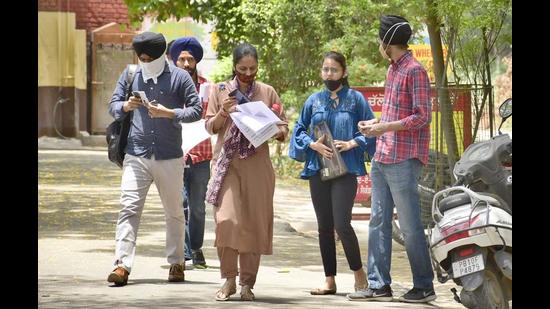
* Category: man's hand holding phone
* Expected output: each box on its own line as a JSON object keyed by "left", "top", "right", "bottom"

{"left": 148, "top": 102, "right": 174, "bottom": 119}
{"left": 132, "top": 91, "right": 156, "bottom": 108}
{"left": 123, "top": 95, "right": 142, "bottom": 112}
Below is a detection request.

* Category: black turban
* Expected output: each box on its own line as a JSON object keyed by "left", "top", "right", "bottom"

{"left": 379, "top": 15, "right": 412, "bottom": 45}
{"left": 169, "top": 37, "right": 204, "bottom": 65}
{"left": 132, "top": 32, "right": 166, "bottom": 60}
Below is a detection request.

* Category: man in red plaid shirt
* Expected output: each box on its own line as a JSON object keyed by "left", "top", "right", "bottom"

{"left": 348, "top": 15, "right": 435, "bottom": 304}
{"left": 169, "top": 37, "right": 212, "bottom": 268}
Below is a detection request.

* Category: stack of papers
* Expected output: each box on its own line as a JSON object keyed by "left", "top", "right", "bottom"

{"left": 230, "top": 101, "right": 286, "bottom": 148}
{"left": 180, "top": 119, "right": 210, "bottom": 155}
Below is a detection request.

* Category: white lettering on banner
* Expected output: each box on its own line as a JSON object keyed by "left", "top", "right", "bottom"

{"left": 367, "top": 94, "right": 385, "bottom": 108}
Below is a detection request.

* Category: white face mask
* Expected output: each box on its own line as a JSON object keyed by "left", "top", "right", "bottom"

{"left": 139, "top": 56, "right": 167, "bottom": 84}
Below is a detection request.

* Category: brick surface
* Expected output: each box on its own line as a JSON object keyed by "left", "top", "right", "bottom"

{"left": 38, "top": 0, "right": 130, "bottom": 34}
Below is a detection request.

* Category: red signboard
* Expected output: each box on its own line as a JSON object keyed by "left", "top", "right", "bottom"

{"left": 355, "top": 174, "right": 372, "bottom": 206}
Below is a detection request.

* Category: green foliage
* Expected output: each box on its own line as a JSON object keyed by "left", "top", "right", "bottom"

{"left": 207, "top": 55, "right": 233, "bottom": 82}
{"left": 124, "top": 0, "right": 426, "bottom": 94}
{"left": 280, "top": 87, "right": 319, "bottom": 112}
{"left": 271, "top": 152, "right": 306, "bottom": 182}
{"left": 123, "top": 0, "right": 512, "bottom": 171}
{"left": 435, "top": 0, "right": 512, "bottom": 84}
{"left": 124, "top": 0, "right": 247, "bottom": 57}
{"left": 347, "top": 57, "right": 387, "bottom": 87}
{"left": 124, "top": 0, "right": 511, "bottom": 94}
{"left": 123, "top": 0, "right": 209, "bottom": 25}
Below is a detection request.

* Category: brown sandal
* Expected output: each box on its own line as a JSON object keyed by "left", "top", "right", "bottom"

{"left": 215, "top": 280, "right": 237, "bottom": 301}
{"left": 310, "top": 286, "right": 337, "bottom": 295}
{"left": 240, "top": 285, "right": 255, "bottom": 301}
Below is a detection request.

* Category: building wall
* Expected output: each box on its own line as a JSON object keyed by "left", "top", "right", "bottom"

{"left": 38, "top": 0, "right": 130, "bottom": 34}
{"left": 38, "top": 0, "right": 131, "bottom": 136}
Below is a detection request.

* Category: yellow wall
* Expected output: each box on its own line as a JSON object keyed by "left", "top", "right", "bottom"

{"left": 38, "top": 12, "right": 86, "bottom": 89}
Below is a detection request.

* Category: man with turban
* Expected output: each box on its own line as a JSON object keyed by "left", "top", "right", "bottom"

{"left": 107, "top": 31, "right": 202, "bottom": 286}
{"left": 169, "top": 36, "right": 212, "bottom": 269}
{"left": 347, "top": 15, "right": 436, "bottom": 303}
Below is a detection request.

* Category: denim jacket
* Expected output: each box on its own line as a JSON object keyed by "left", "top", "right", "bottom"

{"left": 288, "top": 86, "right": 376, "bottom": 179}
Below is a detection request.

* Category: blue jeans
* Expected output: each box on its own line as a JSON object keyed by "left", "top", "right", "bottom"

{"left": 367, "top": 159, "right": 434, "bottom": 290}
{"left": 182, "top": 159, "right": 210, "bottom": 259}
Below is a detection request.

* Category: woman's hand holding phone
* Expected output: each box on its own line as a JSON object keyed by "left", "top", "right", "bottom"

{"left": 222, "top": 95, "right": 237, "bottom": 113}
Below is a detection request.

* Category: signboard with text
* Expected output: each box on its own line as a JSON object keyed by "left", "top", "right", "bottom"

{"left": 409, "top": 44, "right": 449, "bottom": 82}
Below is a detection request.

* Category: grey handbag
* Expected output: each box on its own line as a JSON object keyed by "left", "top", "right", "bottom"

{"left": 313, "top": 121, "right": 349, "bottom": 181}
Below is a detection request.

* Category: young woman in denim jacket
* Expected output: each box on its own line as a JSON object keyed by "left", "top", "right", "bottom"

{"left": 289, "top": 51, "right": 376, "bottom": 295}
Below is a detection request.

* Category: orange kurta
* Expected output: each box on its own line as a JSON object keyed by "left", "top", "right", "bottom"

{"left": 205, "top": 81, "right": 288, "bottom": 254}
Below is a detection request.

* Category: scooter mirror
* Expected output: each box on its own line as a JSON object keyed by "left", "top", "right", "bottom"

{"left": 499, "top": 98, "right": 512, "bottom": 119}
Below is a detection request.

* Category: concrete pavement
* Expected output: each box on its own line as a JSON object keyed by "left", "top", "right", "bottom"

{"left": 38, "top": 138, "right": 467, "bottom": 308}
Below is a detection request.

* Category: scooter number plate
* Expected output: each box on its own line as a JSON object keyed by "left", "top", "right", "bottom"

{"left": 452, "top": 254, "right": 485, "bottom": 278}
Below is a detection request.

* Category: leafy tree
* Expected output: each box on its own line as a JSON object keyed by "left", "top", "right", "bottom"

{"left": 123, "top": 0, "right": 511, "bottom": 182}
{"left": 123, "top": 0, "right": 427, "bottom": 107}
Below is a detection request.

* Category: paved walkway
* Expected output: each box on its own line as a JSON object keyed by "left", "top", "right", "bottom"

{"left": 38, "top": 139, "right": 467, "bottom": 308}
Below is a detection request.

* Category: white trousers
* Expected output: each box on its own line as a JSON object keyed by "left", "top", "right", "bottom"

{"left": 114, "top": 154, "right": 185, "bottom": 273}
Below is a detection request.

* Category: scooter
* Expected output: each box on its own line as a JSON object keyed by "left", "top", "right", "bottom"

{"left": 428, "top": 98, "right": 512, "bottom": 309}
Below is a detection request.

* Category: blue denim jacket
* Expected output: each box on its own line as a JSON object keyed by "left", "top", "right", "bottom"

{"left": 288, "top": 86, "right": 376, "bottom": 179}
{"left": 109, "top": 62, "right": 202, "bottom": 160}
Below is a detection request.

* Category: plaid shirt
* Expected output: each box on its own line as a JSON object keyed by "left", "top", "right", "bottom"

{"left": 184, "top": 75, "right": 213, "bottom": 164}
{"left": 373, "top": 51, "right": 432, "bottom": 165}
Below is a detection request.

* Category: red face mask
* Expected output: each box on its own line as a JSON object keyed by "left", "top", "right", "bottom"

{"left": 236, "top": 71, "right": 256, "bottom": 84}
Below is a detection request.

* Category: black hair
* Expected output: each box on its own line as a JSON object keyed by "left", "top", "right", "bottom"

{"left": 232, "top": 42, "right": 258, "bottom": 78}
{"left": 381, "top": 42, "right": 409, "bottom": 51}
{"left": 323, "top": 51, "right": 350, "bottom": 87}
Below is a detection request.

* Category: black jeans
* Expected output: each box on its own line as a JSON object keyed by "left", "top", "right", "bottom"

{"left": 309, "top": 173, "right": 363, "bottom": 277}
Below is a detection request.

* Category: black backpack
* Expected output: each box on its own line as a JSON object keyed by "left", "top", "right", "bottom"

{"left": 106, "top": 64, "right": 137, "bottom": 168}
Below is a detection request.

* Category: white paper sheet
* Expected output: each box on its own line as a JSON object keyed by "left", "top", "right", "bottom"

{"left": 230, "top": 101, "right": 284, "bottom": 148}
{"left": 180, "top": 119, "right": 210, "bottom": 154}
{"left": 199, "top": 82, "right": 210, "bottom": 102}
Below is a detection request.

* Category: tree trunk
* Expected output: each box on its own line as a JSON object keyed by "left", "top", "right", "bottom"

{"left": 426, "top": 0, "right": 459, "bottom": 183}
{"left": 482, "top": 28, "right": 494, "bottom": 137}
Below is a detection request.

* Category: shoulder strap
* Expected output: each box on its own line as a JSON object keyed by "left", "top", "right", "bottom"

{"left": 125, "top": 64, "right": 138, "bottom": 100}
{"left": 126, "top": 64, "right": 137, "bottom": 84}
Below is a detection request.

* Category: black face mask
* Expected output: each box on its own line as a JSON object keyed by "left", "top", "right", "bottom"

{"left": 324, "top": 79, "right": 343, "bottom": 91}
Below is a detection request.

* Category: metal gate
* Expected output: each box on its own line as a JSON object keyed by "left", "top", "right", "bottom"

{"left": 90, "top": 23, "right": 136, "bottom": 134}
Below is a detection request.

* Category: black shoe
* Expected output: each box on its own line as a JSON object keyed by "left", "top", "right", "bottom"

{"left": 192, "top": 249, "right": 207, "bottom": 268}
{"left": 399, "top": 287, "right": 436, "bottom": 303}
{"left": 346, "top": 285, "right": 393, "bottom": 301}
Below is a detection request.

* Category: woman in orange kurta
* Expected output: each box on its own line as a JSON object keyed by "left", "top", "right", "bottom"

{"left": 205, "top": 42, "right": 288, "bottom": 301}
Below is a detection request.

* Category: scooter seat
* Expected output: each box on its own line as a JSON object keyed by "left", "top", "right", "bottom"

{"left": 439, "top": 193, "right": 471, "bottom": 214}
{"left": 438, "top": 192, "right": 512, "bottom": 215}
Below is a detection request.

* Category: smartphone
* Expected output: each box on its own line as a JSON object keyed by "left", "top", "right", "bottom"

{"left": 132, "top": 91, "right": 154, "bottom": 107}
{"left": 228, "top": 88, "right": 250, "bottom": 105}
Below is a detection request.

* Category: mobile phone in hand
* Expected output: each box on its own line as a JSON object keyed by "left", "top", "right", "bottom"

{"left": 132, "top": 91, "right": 154, "bottom": 107}
{"left": 228, "top": 88, "right": 250, "bottom": 105}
